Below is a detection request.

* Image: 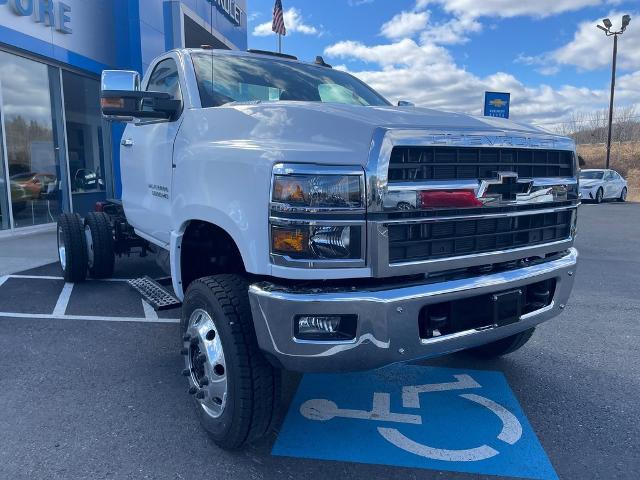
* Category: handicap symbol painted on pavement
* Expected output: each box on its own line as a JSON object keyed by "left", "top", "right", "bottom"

{"left": 273, "top": 365, "right": 558, "bottom": 480}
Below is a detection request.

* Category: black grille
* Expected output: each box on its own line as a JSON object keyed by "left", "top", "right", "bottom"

{"left": 388, "top": 147, "right": 574, "bottom": 182}
{"left": 388, "top": 210, "right": 572, "bottom": 263}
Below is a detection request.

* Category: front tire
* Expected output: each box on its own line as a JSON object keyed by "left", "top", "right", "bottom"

{"left": 84, "top": 212, "right": 115, "bottom": 279}
{"left": 595, "top": 188, "right": 604, "bottom": 204}
{"left": 181, "top": 275, "right": 280, "bottom": 449}
{"left": 467, "top": 328, "right": 535, "bottom": 358}
{"left": 57, "top": 213, "right": 87, "bottom": 283}
{"left": 618, "top": 187, "right": 627, "bottom": 202}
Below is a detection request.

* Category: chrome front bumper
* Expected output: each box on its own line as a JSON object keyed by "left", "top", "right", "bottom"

{"left": 248, "top": 248, "right": 578, "bottom": 372}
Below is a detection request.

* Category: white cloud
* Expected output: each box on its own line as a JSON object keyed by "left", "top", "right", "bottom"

{"left": 324, "top": 36, "right": 639, "bottom": 126}
{"left": 325, "top": 38, "right": 452, "bottom": 68}
{"left": 514, "top": 53, "right": 561, "bottom": 76}
{"left": 551, "top": 11, "right": 640, "bottom": 71}
{"left": 321, "top": 2, "right": 640, "bottom": 128}
{"left": 419, "top": 13, "right": 482, "bottom": 45}
{"left": 381, "top": 10, "right": 430, "bottom": 39}
{"left": 252, "top": 8, "right": 322, "bottom": 37}
{"left": 348, "top": 0, "right": 374, "bottom": 6}
{"left": 416, "top": 0, "right": 605, "bottom": 19}
{"left": 513, "top": 11, "right": 639, "bottom": 76}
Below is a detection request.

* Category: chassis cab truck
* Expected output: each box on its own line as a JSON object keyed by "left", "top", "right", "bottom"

{"left": 56, "top": 48, "right": 579, "bottom": 449}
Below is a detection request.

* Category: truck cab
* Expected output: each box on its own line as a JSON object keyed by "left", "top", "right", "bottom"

{"left": 56, "top": 48, "right": 579, "bottom": 449}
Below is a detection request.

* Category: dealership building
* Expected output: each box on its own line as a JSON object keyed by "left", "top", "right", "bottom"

{"left": 0, "top": 0, "right": 248, "bottom": 234}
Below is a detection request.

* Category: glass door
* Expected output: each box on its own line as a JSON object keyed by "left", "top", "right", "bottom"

{"left": 0, "top": 51, "right": 66, "bottom": 228}
{"left": 62, "top": 71, "right": 108, "bottom": 216}
{"left": 0, "top": 94, "right": 10, "bottom": 230}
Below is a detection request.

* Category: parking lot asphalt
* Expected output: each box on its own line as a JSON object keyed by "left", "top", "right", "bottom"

{"left": 0, "top": 203, "right": 639, "bottom": 480}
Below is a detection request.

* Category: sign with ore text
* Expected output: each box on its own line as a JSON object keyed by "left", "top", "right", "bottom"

{"left": 484, "top": 92, "right": 511, "bottom": 119}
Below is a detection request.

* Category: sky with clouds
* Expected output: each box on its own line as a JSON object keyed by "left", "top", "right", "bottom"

{"left": 248, "top": 0, "right": 639, "bottom": 129}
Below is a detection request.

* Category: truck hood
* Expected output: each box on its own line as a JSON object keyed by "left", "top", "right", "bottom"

{"left": 207, "top": 102, "right": 570, "bottom": 168}
{"left": 252, "top": 102, "right": 551, "bottom": 134}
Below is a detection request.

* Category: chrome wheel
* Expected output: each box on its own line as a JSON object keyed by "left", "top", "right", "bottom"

{"left": 84, "top": 225, "right": 95, "bottom": 269}
{"left": 184, "top": 308, "right": 228, "bottom": 419}
{"left": 57, "top": 226, "right": 66, "bottom": 270}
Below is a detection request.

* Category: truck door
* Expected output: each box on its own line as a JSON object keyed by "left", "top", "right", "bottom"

{"left": 120, "top": 57, "right": 184, "bottom": 245}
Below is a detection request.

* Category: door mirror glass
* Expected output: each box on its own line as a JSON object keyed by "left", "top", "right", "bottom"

{"left": 101, "top": 70, "right": 181, "bottom": 122}
{"left": 397, "top": 100, "right": 415, "bottom": 107}
{"left": 101, "top": 70, "right": 142, "bottom": 121}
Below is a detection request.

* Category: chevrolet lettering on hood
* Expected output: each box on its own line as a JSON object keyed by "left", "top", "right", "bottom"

{"left": 414, "top": 133, "right": 575, "bottom": 150}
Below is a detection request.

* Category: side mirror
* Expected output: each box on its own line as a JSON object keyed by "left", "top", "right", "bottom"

{"left": 101, "top": 70, "right": 142, "bottom": 121}
{"left": 397, "top": 100, "right": 415, "bottom": 107}
{"left": 100, "top": 70, "right": 181, "bottom": 122}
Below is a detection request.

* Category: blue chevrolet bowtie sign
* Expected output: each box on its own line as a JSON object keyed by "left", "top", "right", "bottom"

{"left": 484, "top": 92, "right": 511, "bottom": 119}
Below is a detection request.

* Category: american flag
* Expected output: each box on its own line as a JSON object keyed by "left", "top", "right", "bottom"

{"left": 272, "top": 0, "right": 287, "bottom": 36}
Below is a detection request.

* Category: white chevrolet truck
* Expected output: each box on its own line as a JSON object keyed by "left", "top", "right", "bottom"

{"left": 55, "top": 48, "right": 579, "bottom": 449}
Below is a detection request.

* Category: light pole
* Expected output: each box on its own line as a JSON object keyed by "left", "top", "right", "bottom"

{"left": 597, "top": 15, "right": 631, "bottom": 169}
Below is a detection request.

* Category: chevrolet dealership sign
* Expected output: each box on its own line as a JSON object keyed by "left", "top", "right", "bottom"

{"left": 207, "top": 0, "right": 244, "bottom": 26}
{"left": 0, "top": 0, "right": 72, "bottom": 33}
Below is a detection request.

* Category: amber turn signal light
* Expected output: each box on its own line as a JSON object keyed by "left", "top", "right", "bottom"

{"left": 101, "top": 97, "right": 124, "bottom": 109}
{"left": 272, "top": 227, "right": 309, "bottom": 254}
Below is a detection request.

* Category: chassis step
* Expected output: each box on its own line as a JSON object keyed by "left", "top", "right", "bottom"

{"left": 128, "top": 276, "right": 182, "bottom": 311}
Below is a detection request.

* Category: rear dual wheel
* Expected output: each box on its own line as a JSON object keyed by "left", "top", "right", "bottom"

{"left": 57, "top": 213, "right": 88, "bottom": 283}
{"left": 84, "top": 212, "right": 115, "bottom": 279}
{"left": 57, "top": 212, "right": 115, "bottom": 282}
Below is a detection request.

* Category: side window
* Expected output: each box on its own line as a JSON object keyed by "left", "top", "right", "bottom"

{"left": 147, "top": 58, "right": 182, "bottom": 102}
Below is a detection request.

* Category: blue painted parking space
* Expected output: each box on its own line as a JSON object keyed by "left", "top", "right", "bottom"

{"left": 273, "top": 365, "right": 558, "bottom": 480}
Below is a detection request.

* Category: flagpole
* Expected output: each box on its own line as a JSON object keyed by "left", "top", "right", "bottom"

{"left": 278, "top": 34, "right": 282, "bottom": 53}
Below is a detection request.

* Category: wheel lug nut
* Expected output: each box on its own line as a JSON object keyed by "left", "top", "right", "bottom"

{"left": 181, "top": 369, "right": 190, "bottom": 377}
{"left": 200, "top": 376, "right": 209, "bottom": 386}
{"left": 180, "top": 348, "right": 189, "bottom": 356}
{"left": 195, "top": 389, "right": 206, "bottom": 400}
{"left": 188, "top": 386, "right": 198, "bottom": 395}
{"left": 196, "top": 353, "right": 207, "bottom": 364}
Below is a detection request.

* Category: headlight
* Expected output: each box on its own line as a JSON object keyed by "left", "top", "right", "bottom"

{"left": 270, "top": 164, "right": 366, "bottom": 267}
{"left": 272, "top": 172, "right": 364, "bottom": 211}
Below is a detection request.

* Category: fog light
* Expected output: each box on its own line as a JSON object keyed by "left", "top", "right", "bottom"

{"left": 294, "top": 314, "right": 357, "bottom": 341}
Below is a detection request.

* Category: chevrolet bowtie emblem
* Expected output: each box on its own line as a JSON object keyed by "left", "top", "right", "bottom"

{"left": 489, "top": 99, "right": 508, "bottom": 108}
{"left": 478, "top": 173, "right": 534, "bottom": 203}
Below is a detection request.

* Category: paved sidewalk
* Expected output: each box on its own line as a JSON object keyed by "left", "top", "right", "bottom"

{"left": 0, "top": 229, "right": 58, "bottom": 276}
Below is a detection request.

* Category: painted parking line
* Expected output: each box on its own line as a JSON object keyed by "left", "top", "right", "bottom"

{"left": 274, "top": 365, "right": 558, "bottom": 480}
{"left": 0, "top": 311, "right": 179, "bottom": 324}
{"left": 0, "top": 274, "right": 179, "bottom": 324}
{"left": 142, "top": 300, "right": 159, "bottom": 321}
{"left": 53, "top": 283, "right": 74, "bottom": 315}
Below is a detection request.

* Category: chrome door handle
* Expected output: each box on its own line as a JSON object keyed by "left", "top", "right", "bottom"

{"left": 122, "top": 138, "right": 134, "bottom": 147}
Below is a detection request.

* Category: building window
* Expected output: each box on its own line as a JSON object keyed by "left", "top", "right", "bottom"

{"left": 62, "top": 70, "right": 108, "bottom": 216}
{"left": 0, "top": 51, "right": 65, "bottom": 229}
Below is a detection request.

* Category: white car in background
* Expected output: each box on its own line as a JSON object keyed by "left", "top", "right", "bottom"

{"left": 579, "top": 169, "right": 628, "bottom": 203}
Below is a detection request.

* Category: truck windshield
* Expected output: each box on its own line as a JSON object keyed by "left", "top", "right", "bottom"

{"left": 191, "top": 53, "right": 390, "bottom": 108}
